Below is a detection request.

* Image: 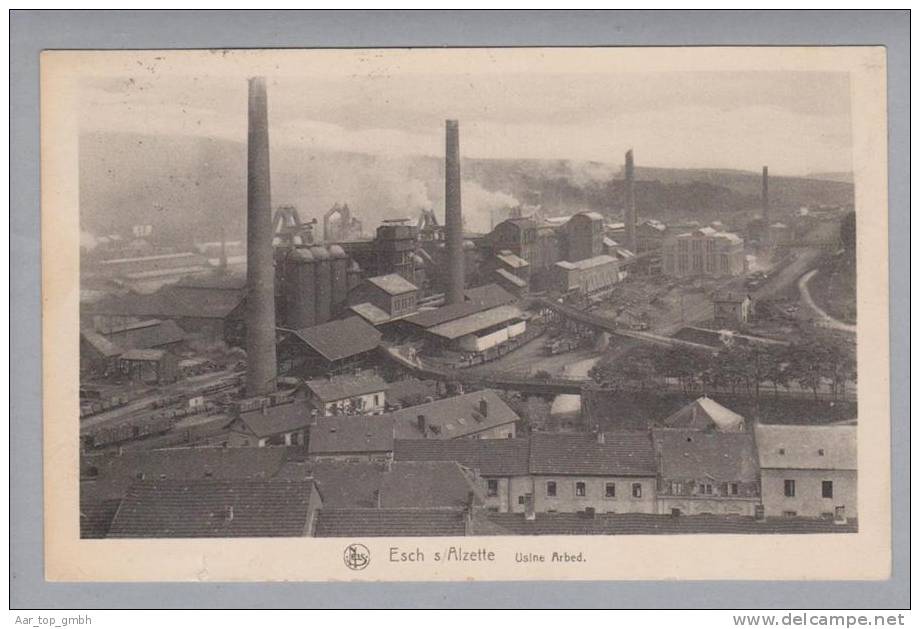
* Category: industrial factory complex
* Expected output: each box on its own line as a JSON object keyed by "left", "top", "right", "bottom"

{"left": 78, "top": 78, "right": 857, "bottom": 539}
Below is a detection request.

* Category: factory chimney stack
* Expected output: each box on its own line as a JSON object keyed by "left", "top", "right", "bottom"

{"left": 624, "top": 149, "right": 637, "bottom": 254}
{"left": 244, "top": 77, "right": 278, "bottom": 396}
{"left": 445, "top": 119, "right": 465, "bottom": 305}
{"left": 762, "top": 166, "right": 770, "bottom": 224}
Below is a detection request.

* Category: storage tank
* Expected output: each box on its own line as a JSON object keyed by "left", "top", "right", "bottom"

{"left": 328, "top": 244, "right": 349, "bottom": 313}
{"left": 310, "top": 246, "right": 332, "bottom": 324}
{"left": 284, "top": 247, "right": 316, "bottom": 329}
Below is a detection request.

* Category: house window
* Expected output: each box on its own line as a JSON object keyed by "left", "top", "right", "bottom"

{"left": 784, "top": 479, "right": 796, "bottom": 497}
{"left": 728, "top": 482, "right": 739, "bottom": 496}
{"left": 546, "top": 481, "right": 557, "bottom": 497}
{"left": 782, "top": 510, "right": 797, "bottom": 518}
{"left": 822, "top": 480, "right": 834, "bottom": 499}
{"left": 605, "top": 482, "right": 616, "bottom": 498}
{"left": 486, "top": 479, "right": 499, "bottom": 497}
{"left": 135, "top": 472, "right": 145, "bottom": 480}
{"left": 374, "top": 394, "right": 381, "bottom": 406}
{"left": 631, "top": 483, "right": 642, "bottom": 498}
{"left": 817, "top": 449, "right": 825, "bottom": 456}
{"left": 699, "top": 483, "right": 713, "bottom": 495}
{"left": 575, "top": 482, "right": 586, "bottom": 497}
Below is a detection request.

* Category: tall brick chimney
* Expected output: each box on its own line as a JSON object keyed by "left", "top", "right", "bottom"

{"left": 445, "top": 119, "right": 465, "bottom": 305}
{"left": 762, "top": 165, "right": 770, "bottom": 224}
{"left": 624, "top": 149, "right": 637, "bottom": 254}
{"left": 244, "top": 77, "right": 278, "bottom": 396}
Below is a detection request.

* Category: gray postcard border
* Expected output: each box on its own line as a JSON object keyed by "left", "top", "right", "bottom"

{"left": 10, "top": 9, "right": 909, "bottom": 609}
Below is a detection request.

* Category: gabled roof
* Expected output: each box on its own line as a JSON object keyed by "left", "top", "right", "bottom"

{"left": 404, "top": 284, "right": 516, "bottom": 329}
{"left": 310, "top": 460, "right": 482, "bottom": 509}
{"left": 80, "top": 498, "right": 122, "bottom": 539}
{"left": 102, "top": 318, "right": 187, "bottom": 350}
{"left": 662, "top": 397, "right": 745, "bottom": 431}
{"left": 529, "top": 431, "right": 657, "bottom": 476}
{"left": 314, "top": 508, "right": 467, "bottom": 537}
{"left": 390, "top": 389, "right": 519, "bottom": 440}
{"left": 304, "top": 372, "right": 389, "bottom": 403}
{"left": 367, "top": 273, "right": 418, "bottom": 296}
{"left": 288, "top": 316, "right": 382, "bottom": 362}
{"left": 107, "top": 479, "right": 316, "bottom": 538}
{"left": 653, "top": 429, "right": 759, "bottom": 482}
{"left": 120, "top": 348, "right": 167, "bottom": 361}
{"left": 86, "top": 282, "right": 246, "bottom": 320}
{"left": 393, "top": 438, "right": 531, "bottom": 476}
{"left": 80, "top": 329, "right": 122, "bottom": 358}
{"left": 348, "top": 302, "right": 398, "bottom": 326}
{"left": 465, "top": 283, "right": 516, "bottom": 308}
{"left": 237, "top": 401, "right": 312, "bottom": 438}
{"left": 554, "top": 255, "right": 618, "bottom": 271}
{"left": 755, "top": 424, "right": 857, "bottom": 470}
{"left": 308, "top": 415, "right": 395, "bottom": 455}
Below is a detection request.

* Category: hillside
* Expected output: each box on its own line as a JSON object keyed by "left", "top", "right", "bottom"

{"left": 79, "top": 131, "right": 855, "bottom": 244}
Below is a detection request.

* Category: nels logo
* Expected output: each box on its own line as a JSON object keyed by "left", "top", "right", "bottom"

{"left": 343, "top": 543, "right": 370, "bottom": 571}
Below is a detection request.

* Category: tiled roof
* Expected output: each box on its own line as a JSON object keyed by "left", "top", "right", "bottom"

{"left": 237, "top": 400, "right": 312, "bottom": 438}
{"left": 308, "top": 415, "right": 395, "bottom": 456}
{"left": 367, "top": 273, "right": 418, "bottom": 295}
{"left": 755, "top": 424, "right": 857, "bottom": 470}
{"left": 310, "top": 460, "right": 481, "bottom": 509}
{"left": 314, "top": 508, "right": 467, "bottom": 537}
{"left": 107, "top": 479, "right": 315, "bottom": 538}
{"left": 426, "top": 305, "right": 524, "bottom": 340}
{"left": 653, "top": 429, "right": 759, "bottom": 482}
{"left": 483, "top": 512, "right": 858, "bottom": 536}
{"left": 305, "top": 372, "right": 389, "bottom": 403}
{"left": 662, "top": 397, "right": 745, "bottom": 431}
{"left": 390, "top": 390, "right": 519, "bottom": 440}
{"left": 81, "top": 446, "right": 297, "bottom": 500}
{"left": 80, "top": 498, "right": 122, "bottom": 539}
{"left": 393, "top": 438, "right": 531, "bottom": 476}
{"left": 289, "top": 316, "right": 382, "bottom": 362}
{"left": 529, "top": 431, "right": 656, "bottom": 476}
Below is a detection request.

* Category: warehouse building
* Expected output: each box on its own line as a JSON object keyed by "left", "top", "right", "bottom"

{"left": 551, "top": 254, "right": 622, "bottom": 297}
{"left": 277, "top": 316, "right": 382, "bottom": 378}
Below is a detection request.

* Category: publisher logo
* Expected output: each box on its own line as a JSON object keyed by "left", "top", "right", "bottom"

{"left": 344, "top": 543, "right": 370, "bottom": 571}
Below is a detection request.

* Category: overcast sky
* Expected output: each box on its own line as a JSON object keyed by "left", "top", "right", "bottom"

{"left": 80, "top": 69, "right": 853, "bottom": 176}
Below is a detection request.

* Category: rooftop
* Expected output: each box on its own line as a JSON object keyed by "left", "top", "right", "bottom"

{"left": 314, "top": 508, "right": 467, "bottom": 537}
{"left": 494, "top": 268, "right": 528, "bottom": 288}
{"left": 102, "top": 318, "right": 187, "bottom": 350}
{"left": 287, "top": 316, "right": 382, "bottom": 362}
{"left": 554, "top": 254, "right": 618, "bottom": 271}
{"left": 653, "top": 429, "right": 759, "bottom": 482}
{"left": 119, "top": 348, "right": 167, "bottom": 361}
{"left": 495, "top": 250, "right": 529, "bottom": 269}
{"left": 237, "top": 400, "right": 312, "bottom": 438}
{"left": 305, "top": 372, "right": 389, "bottom": 403}
{"left": 661, "top": 397, "right": 745, "bottom": 432}
{"left": 367, "top": 273, "right": 418, "bottom": 296}
{"left": 394, "top": 438, "right": 531, "bottom": 476}
{"left": 107, "top": 479, "right": 316, "bottom": 538}
{"left": 86, "top": 282, "right": 246, "bottom": 320}
{"left": 390, "top": 389, "right": 520, "bottom": 440}
{"left": 755, "top": 424, "right": 857, "bottom": 470}
{"left": 404, "top": 284, "right": 515, "bottom": 329}
{"left": 426, "top": 304, "right": 524, "bottom": 341}
{"left": 80, "top": 329, "right": 122, "bottom": 358}
{"left": 529, "top": 431, "right": 657, "bottom": 477}
{"left": 308, "top": 415, "right": 395, "bottom": 455}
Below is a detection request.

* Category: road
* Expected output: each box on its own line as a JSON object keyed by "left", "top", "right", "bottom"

{"left": 798, "top": 269, "right": 857, "bottom": 334}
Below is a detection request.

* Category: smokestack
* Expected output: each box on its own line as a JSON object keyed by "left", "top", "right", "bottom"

{"left": 445, "top": 119, "right": 465, "bottom": 305}
{"left": 218, "top": 224, "right": 228, "bottom": 271}
{"left": 762, "top": 166, "right": 770, "bottom": 223}
{"left": 244, "top": 77, "right": 278, "bottom": 396}
{"left": 624, "top": 149, "right": 637, "bottom": 254}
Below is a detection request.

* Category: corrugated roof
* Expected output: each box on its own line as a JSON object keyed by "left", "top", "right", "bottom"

{"left": 310, "top": 460, "right": 481, "bottom": 509}
{"left": 529, "top": 431, "right": 657, "bottom": 476}
{"left": 394, "top": 438, "right": 531, "bottom": 476}
{"left": 308, "top": 415, "right": 395, "bottom": 455}
{"left": 755, "top": 424, "right": 857, "bottom": 470}
{"left": 367, "top": 273, "right": 418, "bottom": 296}
{"left": 426, "top": 305, "right": 524, "bottom": 340}
{"left": 653, "top": 429, "right": 759, "bottom": 482}
{"left": 483, "top": 512, "right": 857, "bottom": 536}
{"left": 390, "top": 390, "right": 519, "bottom": 440}
{"left": 314, "top": 508, "right": 467, "bottom": 537}
{"left": 305, "top": 372, "right": 389, "bottom": 403}
{"left": 107, "top": 479, "right": 315, "bottom": 538}
{"left": 289, "top": 316, "right": 382, "bottom": 362}
{"left": 662, "top": 397, "right": 745, "bottom": 431}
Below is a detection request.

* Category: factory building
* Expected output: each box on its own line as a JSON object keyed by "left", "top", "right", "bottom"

{"left": 564, "top": 211, "right": 605, "bottom": 262}
{"left": 661, "top": 227, "right": 747, "bottom": 278}
{"left": 277, "top": 316, "right": 382, "bottom": 378}
{"left": 551, "top": 254, "right": 623, "bottom": 297}
{"left": 490, "top": 217, "right": 562, "bottom": 288}
{"left": 347, "top": 274, "right": 419, "bottom": 326}
{"left": 276, "top": 244, "right": 352, "bottom": 329}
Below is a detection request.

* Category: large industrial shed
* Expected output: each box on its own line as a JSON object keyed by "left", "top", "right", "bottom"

{"left": 276, "top": 316, "right": 382, "bottom": 378}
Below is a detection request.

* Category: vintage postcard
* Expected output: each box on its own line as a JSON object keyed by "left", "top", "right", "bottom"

{"left": 42, "top": 46, "right": 890, "bottom": 582}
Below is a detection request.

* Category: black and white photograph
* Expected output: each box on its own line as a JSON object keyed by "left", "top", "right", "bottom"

{"left": 35, "top": 43, "right": 892, "bottom": 584}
